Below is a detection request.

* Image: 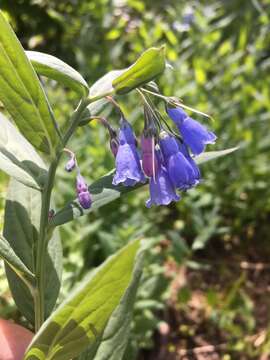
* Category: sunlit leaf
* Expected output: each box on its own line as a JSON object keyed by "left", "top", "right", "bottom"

{"left": 0, "top": 113, "right": 47, "bottom": 190}
{"left": 26, "top": 51, "right": 89, "bottom": 97}
{"left": 0, "top": 11, "right": 58, "bottom": 154}
{"left": 112, "top": 46, "right": 166, "bottom": 94}
{"left": 24, "top": 239, "right": 144, "bottom": 360}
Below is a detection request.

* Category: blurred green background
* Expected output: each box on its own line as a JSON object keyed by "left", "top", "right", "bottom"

{"left": 0, "top": 0, "right": 270, "bottom": 359}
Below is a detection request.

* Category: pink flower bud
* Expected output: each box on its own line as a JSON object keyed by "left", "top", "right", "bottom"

{"left": 141, "top": 134, "right": 157, "bottom": 177}
{"left": 110, "top": 137, "right": 119, "bottom": 158}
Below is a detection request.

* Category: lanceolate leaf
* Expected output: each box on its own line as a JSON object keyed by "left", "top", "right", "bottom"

{"left": 4, "top": 179, "right": 62, "bottom": 324}
{"left": 26, "top": 51, "right": 89, "bottom": 97}
{"left": 0, "top": 113, "right": 47, "bottom": 189}
{"left": 0, "top": 234, "right": 34, "bottom": 283}
{"left": 86, "top": 242, "right": 144, "bottom": 360}
{"left": 112, "top": 46, "right": 166, "bottom": 94}
{"left": 0, "top": 12, "right": 57, "bottom": 154}
{"left": 24, "top": 239, "right": 144, "bottom": 360}
{"left": 51, "top": 147, "right": 238, "bottom": 227}
{"left": 86, "top": 46, "right": 166, "bottom": 99}
{"left": 195, "top": 147, "right": 238, "bottom": 164}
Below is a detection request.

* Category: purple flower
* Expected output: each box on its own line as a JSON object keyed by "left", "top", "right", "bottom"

{"left": 113, "top": 119, "right": 145, "bottom": 186}
{"left": 65, "top": 156, "right": 76, "bottom": 172}
{"left": 76, "top": 174, "right": 92, "bottom": 209}
{"left": 159, "top": 132, "right": 199, "bottom": 190}
{"left": 167, "top": 106, "right": 217, "bottom": 155}
{"left": 141, "top": 134, "right": 157, "bottom": 178}
{"left": 78, "top": 191, "right": 92, "bottom": 209}
{"left": 178, "top": 142, "right": 201, "bottom": 184}
{"left": 76, "top": 174, "right": 88, "bottom": 193}
{"left": 146, "top": 151, "right": 180, "bottom": 207}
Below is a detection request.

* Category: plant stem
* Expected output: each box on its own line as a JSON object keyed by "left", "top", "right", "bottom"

{"left": 34, "top": 97, "right": 94, "bottom": 332}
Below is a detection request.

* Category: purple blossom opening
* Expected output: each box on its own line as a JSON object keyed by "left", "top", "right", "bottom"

{"left": 141, "top": 134, "right": 157, "bottom": 178}
{"left": 113, "top": 119, "right": 145, "bottom": 186}
{"left": 167, "top": 107, "right": 217, "bottom": 155}
{"left": 159, "top": 132, "right": 199, "bottom": 190}
{"left": 146, "top": 151, "right": 180, "bottom": 207}
{"left": 78, "top": 191, "right": 92, "bottom": 209}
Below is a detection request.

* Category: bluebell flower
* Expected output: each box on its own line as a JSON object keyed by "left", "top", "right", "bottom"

{"left": 167, "top": 106, "right": 217, "bottom": 155}
{"left": 159, "top": 132, "right": 199, "bottom": 190}
{"left": 113, "top": 119, "right": 145, "bottom": 186}
{"left": 178, "top": 142, "right": 201, "bottom": 184}
{"left": 76, "top": 174, "right": 92, "bottom": 209}
{"left": 146, "top": 151, "right": 180, "bottom": 207}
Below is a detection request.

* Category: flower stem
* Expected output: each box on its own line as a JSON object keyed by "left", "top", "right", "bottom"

{"left": 34, "top": 97, "right": 97, "bottom": 332}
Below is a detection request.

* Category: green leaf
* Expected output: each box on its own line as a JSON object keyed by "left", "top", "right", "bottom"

{"left": 51, "top": 147, "right": 238, "bottom": 227}
{"left": 51, "top": 171, "right": 138, "bottom": 227}
{"left": 26, "top": 51, "right": 89, "bottom": 97}
{"left": 0, "top": 11, "right": 58, "bottom": 154}
{"left": 90, "top": 70, "right": 125, "bottom": 98}
{"left": 4, "top": 179, "right": 62, "bottom": 324}
{"left": 79, "top": 71, "right": 124, "bottom": 124}
{"left": 0, "top": 113, "right": 47, "bottom": 189}
{"left": 24, "top": 239, "right": 144, "bottom": 360}
{"left": 112, "top": 46, "right": 166, "bottom": 94}
{"left": 77, "top": 242, "right": 144, "bottom": 360}
{"left": 195, "top": 147, "right": 238, "bottom": 165}
{"left": 0, "top": 234, "right": 34, "bottom": 283}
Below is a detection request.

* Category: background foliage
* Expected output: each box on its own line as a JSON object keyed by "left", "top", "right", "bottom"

{"left": 0, "top": 0, "right": 270, "bottom": 359}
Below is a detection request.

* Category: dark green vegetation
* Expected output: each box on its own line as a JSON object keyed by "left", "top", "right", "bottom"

{"left": 0, "top": 0, "right": 270, "bottom": 359}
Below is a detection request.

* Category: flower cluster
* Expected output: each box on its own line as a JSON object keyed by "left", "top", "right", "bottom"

{"left": 112, "top": 102, "right": 216, "bottom": 207}
{"left": 65, "top": 96, "right": 216, "bottom": 210}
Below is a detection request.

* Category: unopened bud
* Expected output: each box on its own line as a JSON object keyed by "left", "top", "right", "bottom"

{"left": 76, "top": 174, "right": 88, "bottom": 194}
{"left": 78, "top": 191, "right": 92, "bottom": 209}
{"left": 65, "top": 156, "right": 76, "bottom": 172}
{"left": 141, "top": 134, "right": 157, "bottom": 177}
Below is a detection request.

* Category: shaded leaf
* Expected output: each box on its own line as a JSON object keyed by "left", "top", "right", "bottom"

{"left": 0, "top": 234, "right": 34, "bottom": 283}
{"left": 0, "top": 113, "right": 47, "bottom": 189}
{"left": 26, "top": 51, "right": 89, "bottom": 97}
{"left": 24, "top": 239, "right": 144, "bottom": 360}
{"left": 0, "top": 11, "right": 57, "bottom": 154}
{"left": 4, "top": 179, "right": 62, "bottom": 324}
{"left": 51, "top": 147, "right": 238, "bottom": 227}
